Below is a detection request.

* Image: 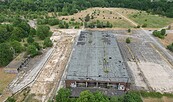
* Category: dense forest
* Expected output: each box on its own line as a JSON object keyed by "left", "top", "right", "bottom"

{"left": 0, "top": 18, "right": 52, "bottom": 67}
{"left": 0, "top": 0, "right": 173, "bottom": 17}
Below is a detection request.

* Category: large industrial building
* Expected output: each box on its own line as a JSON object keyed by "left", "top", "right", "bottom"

{"left": 65, "top": 31, "right": 130, "bottom": 92}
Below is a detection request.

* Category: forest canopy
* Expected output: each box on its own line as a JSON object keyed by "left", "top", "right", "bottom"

{"left": 0, "top": 0, "right": 173, "bottom": 17}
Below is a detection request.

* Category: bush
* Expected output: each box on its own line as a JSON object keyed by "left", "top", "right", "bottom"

{"left": 153, "top": 30, "right": 165, "bottom": 39}
{"left": 163, "top": 93, "right": 173, "bottom": 98}
{"left": 140, "top": 91, "right": 162, "bottom": 98}
{"left": 37, "top": 19, "right": 48, "bottom": 25}
{"left": 56, "top": 88, "right": 71, "bottom": 102}
{"left": 167, "top": 43, "right": 173, "bottom": 52}
{"left": 6, "top": 97, "right": 16, "bottom": 102}
{"left": 43, "top": 37, "right": 53, "bottom": 47}
{"left": 128, "top": 28, "right": 131, "bottom": 33}
{"left": 27, "top": 44, "right": 39, "bottom": 57}
{"left": 0, "top": 43, "right": 13, "bottom": 66}
{"left": 161, "top": 29, "right": 166, "bottom": 36}
{"left": 136, "top": 25, "right": 140, "bottom": 28}
{"left": 27, "top": 35, "right": 34, "bottom": 44}
{"left": 126, "top": 37, "right": 131, "bottom": 43}
{"left": 70, "top": 18, "right": 75, "bottom": 21}
{"left": 36, "top": 25, "right": 51, "bottom": 40}
{"left": 59, "top": 21, "right": 69, "bottom": 28}
{"left": 48, "top": 18, "right": 59, "bottom": 26}
{"left": 85, "top": 14, "right": 90, "bottom": 22}
{"left": 142, "top": 23, "right": 147, "bottom": 27}
{"left": 124, "top": 91, "right": 142, "bottom": 102}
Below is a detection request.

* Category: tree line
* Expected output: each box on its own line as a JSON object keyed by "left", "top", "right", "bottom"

{"left": 1, "top": 0, "right": 173, "bottom": 18}
{"left": 54, "top": 88, "right": 142, "bottom": 102}
{"left": 53, "top": 88, "right": 173, "bottom": 102}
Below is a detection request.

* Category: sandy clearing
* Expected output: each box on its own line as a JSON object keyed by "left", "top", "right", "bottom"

{"left": 138, "top": 62, "right": 173, "bottom": 93}
{"left": 160, "top": 33, "right": 173, "bottom": 47}
{"left": 127, "top": 62, "right": 148, "bottom": 90}
{"left": 0, "top": 68, "right": 16, "bottom": 102}
{"left": 128, "top": 60, "right": 173, "bottom": 93}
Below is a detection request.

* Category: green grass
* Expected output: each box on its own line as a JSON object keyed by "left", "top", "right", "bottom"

{"left": 129, "top": 12, "right": 173, "bottom": 28}
{"left": 112, "top": 20, "right": 134, "bottom": 28}
{"left": 140, "top": 91, "right": 163, "bottom": 98}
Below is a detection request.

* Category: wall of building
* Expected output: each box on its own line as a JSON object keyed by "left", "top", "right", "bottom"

{"left": 65, "top": 80, "right": 130, "bottom": 91}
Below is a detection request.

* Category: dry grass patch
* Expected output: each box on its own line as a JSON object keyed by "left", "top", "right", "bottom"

{"left": 0, "top": 68, "right": 16, "bottom": 93}
{"left": 159, "top": 33, "right": 173, "bottom": 47}
{"left": 143, "top": 97, "right": 173, "bottom": 102}
{"left": 58, "top": 7, "right": 134, "bottom": 28}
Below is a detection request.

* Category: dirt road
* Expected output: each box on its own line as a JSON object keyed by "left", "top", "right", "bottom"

{"left": 29, "top": 30, "right": 77, "bottom": 101}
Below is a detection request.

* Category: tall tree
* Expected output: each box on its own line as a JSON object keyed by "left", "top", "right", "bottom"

{"left": 0, "top": 26, "right": 10, "bottom": 43}
{"left": 77, "top": 90, "right": 95, "bottom": 102}
{"left": 27, "top": 44, "right": 38, "bottom": 57}
{"left": 27, "top": 35, "right": 34, "bottom": 44}
{"left": 10, "top": 40, "right": 23, "bottom": 53}
{"left": 43, "top": 37, "right": 53, "bottom": 47}
{"left": 56, "top": 88, "right": 71, "bottom": 102}
{"left": 36, "top": 25, "right": 51, "bottom": 40}
{"left": 0, "top": 43, "right": 13, "bottom": 66}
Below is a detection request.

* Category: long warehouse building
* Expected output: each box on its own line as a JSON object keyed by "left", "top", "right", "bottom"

{"left": 65, "top": 30, "right": 130, "bottom": 91}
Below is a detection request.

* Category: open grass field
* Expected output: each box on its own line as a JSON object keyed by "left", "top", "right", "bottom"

{"left": 57, "top": 7, "right": 173, "bottom": 28}
{"left": 0, "top": 68, "right": 16, "bottom": 93}
{"left": 128, "top": 11, "right": 173, "bottom": 28}
{"left": 58, "top": 7, "right": 134, "bottom": 28}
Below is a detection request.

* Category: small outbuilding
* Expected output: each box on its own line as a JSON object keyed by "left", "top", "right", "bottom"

{"left": 4, "top": 53, "right": 30, "bottom": 74}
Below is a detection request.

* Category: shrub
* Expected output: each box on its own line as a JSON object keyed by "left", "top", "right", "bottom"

{"left": 27, "top": 44, "right": 39, "bottom": 57}
{"left": 167, "top": 43, "right": 173, "bottom": 52}
{"left": 161, "top": 29, "right": 166, "bottom": 36}
{"left": 43, "top": 37, "right": 53, "bottom": 47}
{"left": 153, "top": 30, "right": 165, "bottom": 39}
{"left": 136, "top": 25, "right": 140, "bottom": 28}
{"left": 142, "top": 23, "right": 147, "bottom": 27}
{"left": 124, "top": 91, "right": 142, "bottom": 102}
{"left": 126, "top": 37, "right": 131, "bottom": 43}
{"left": 48, "top": 18, "right": 59, "bottom": 26}
{"left": 56, "top": 88, "right": 71, "bottom": 102}
{"left": 6, "top": 97, "right": 16, "bottom": 102}
{"left": 140, "top": 91, "right": 162, "bottom": 98}
{"left": 128, "top": 28, "right": 131, "bottom": 33}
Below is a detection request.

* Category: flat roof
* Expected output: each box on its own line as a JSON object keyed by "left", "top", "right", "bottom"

{"left": 5, "top": 53, "right": 25, "bottom": 69}
{"left": 66, "top": 31, "right": 130, "bottom": 83}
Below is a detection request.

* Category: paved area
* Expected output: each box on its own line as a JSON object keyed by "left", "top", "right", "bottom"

{"left": 116, "top": 30, "right": 173, "bottom": 93}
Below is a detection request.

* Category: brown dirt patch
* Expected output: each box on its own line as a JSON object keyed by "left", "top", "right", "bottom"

{"left": 58, "top": 7, "right": 135, "bottom": 28}
{"left": 0, "top": 68, "right": 16, "bottom": 93}
{"left": 160, "top": 33, "right": 173, "bottom": 47}
{"left": 0, "top": 68, "right": 16, "bottom": 101}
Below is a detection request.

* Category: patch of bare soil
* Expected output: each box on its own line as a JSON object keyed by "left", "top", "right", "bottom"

{"left": 0, "top": 68, "right": 16, "bottom": 102}
{"left": 160, "top": 33, "right": 173, "bottom": 47}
